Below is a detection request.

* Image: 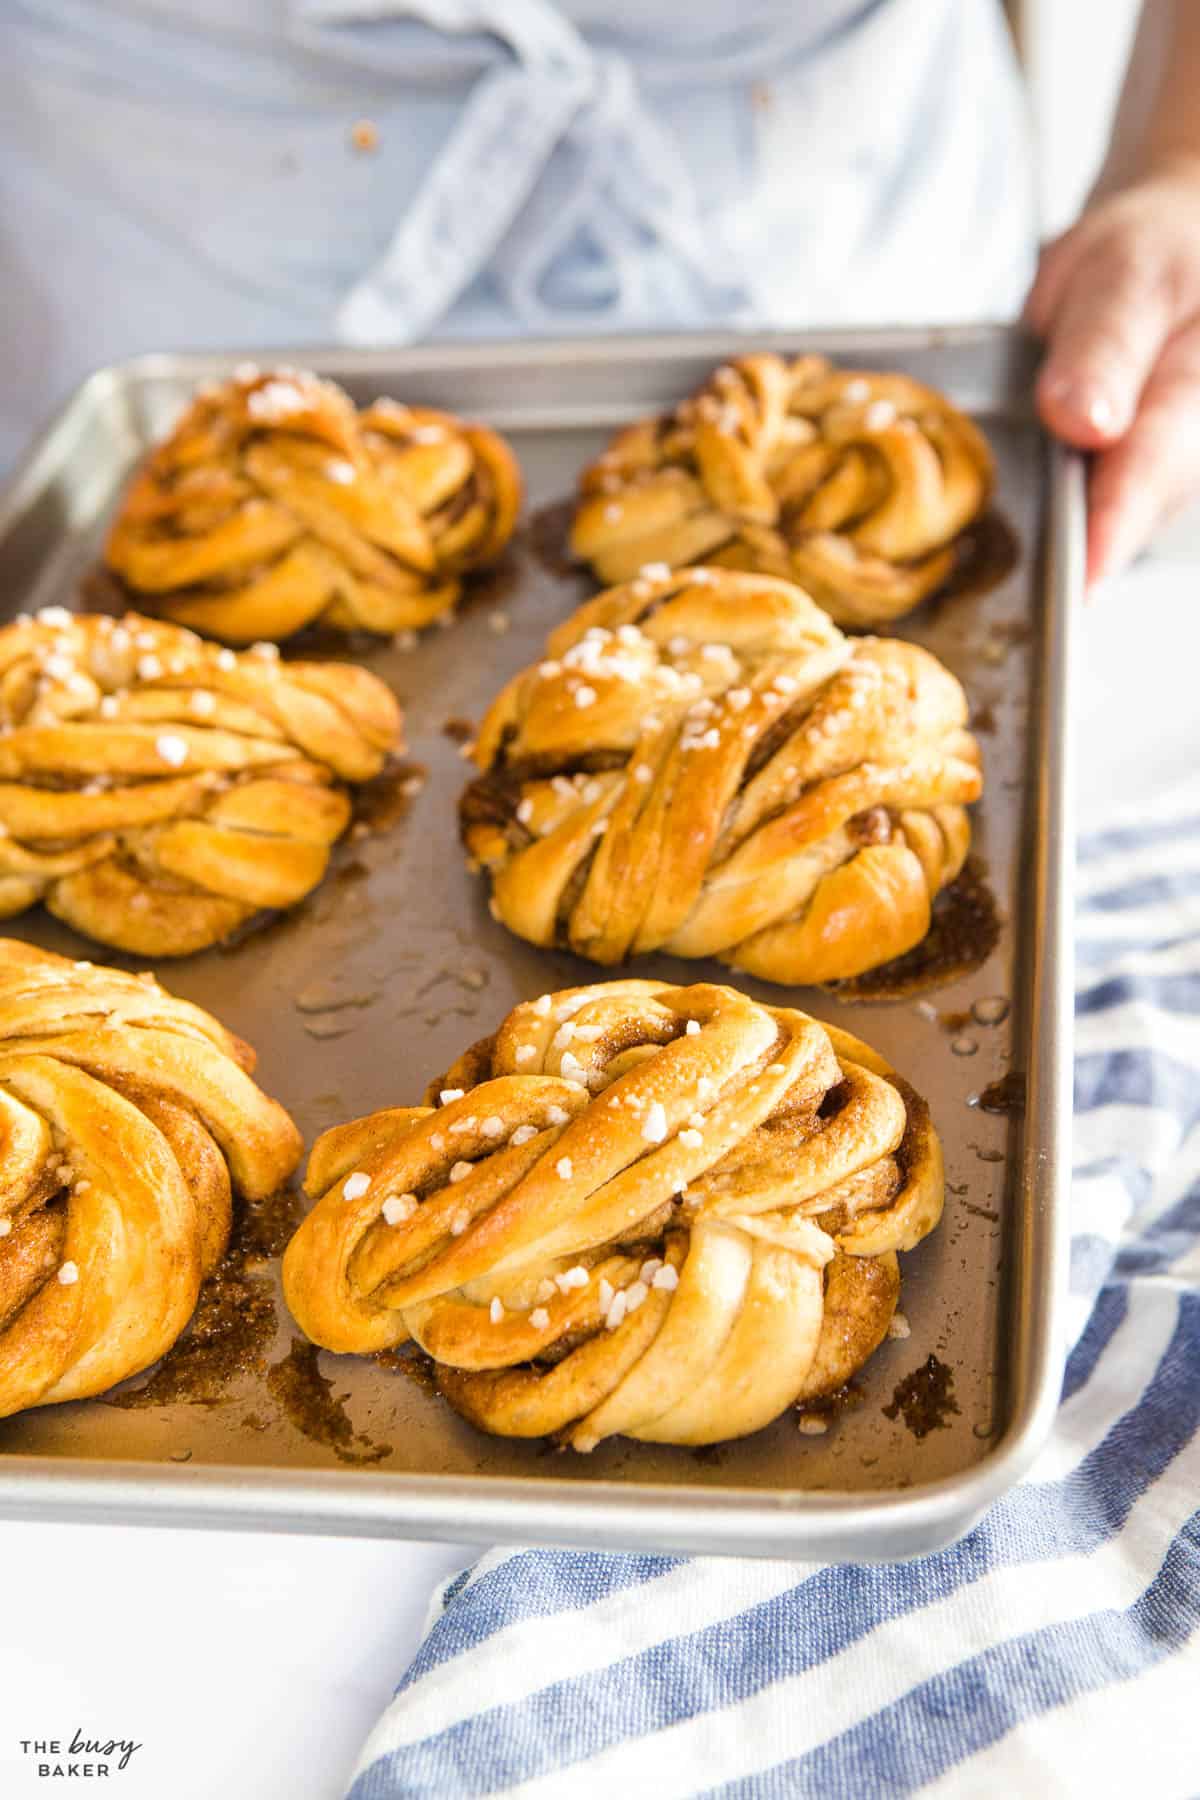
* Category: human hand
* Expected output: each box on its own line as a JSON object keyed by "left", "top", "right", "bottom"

{"left": 1024, "top": 160, "right": 1200, "bottom": 585}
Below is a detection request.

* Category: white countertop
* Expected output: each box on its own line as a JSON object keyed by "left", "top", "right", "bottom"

{"left": 3, "top": 551, "right": 1199, "bottom": 1800}
{"left": 1074, "top": 546, "right": 1200, "bottom": 831}
{"left": 0, "top": 1525, "right": 472, "bottom": 1798}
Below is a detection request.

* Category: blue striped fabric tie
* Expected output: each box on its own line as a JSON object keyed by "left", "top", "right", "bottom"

{"left": 348, "top": 778, "right": 1200, "bottom": 1798}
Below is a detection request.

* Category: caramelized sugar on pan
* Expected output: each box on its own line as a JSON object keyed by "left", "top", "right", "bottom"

{"left": 266, "top": 1338, "right": 391, "bottom": 1466}
{"left": 920, "top": 508, "right": 1020, "bottom": 617}
{"left": 107, "top": 1187, "right": 303, "bottom": 1411}
{"left": 794, "top": 1380, "right": 865, "bottom": 1429}
{"left": 977, "top": 1070, "right": 1027, "bottom": 1116}
{"left": 525, "top": 497, "right": 586, "bottom": 582}
{"left": 882, "top": 1354, "right": 960, "bottom": 1439}
{"left": 352, "top": 761, "right": 428, "bottom": 835}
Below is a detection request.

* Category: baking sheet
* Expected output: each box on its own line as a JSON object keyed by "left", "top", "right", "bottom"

{"left": 0, "top": 328, "right": 1078, "bottom": 1559}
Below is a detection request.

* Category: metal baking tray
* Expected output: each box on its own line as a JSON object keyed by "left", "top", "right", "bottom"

{"left": 0, "top": 327, "right": 1079, "bottom": 1561}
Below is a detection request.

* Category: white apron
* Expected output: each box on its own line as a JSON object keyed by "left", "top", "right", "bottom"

{"left": 1, "top": 0, "right": 1034, "bottom": 462}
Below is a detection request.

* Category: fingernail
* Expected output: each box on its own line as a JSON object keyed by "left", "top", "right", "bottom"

{"left": 1084, "top": 391, "right": 1120, "bottom": 435}
{"left": 1041, "top": 374, "right": 1125, "bottom": 436}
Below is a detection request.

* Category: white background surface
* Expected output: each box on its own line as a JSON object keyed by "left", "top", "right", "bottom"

{"left": 0, "top": 1527, "right": 474, "bottom": 1797}
{"left": 5, "top": 10, "right": 1198, "bottom": 1799}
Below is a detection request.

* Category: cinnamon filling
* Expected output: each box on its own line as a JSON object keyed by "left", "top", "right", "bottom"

{"left": 0, "top": 1198, "right": 68, "bottom": 1333}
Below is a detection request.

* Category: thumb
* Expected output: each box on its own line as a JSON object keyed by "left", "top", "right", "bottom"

{"left": 1035, "top": 248, "right": 1174, "bottom": 449}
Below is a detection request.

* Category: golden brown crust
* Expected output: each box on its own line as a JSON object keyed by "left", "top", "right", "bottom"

{"left": 460, "top": 567, "right": 980, "bottom": 986}
{"left": 282, "top": 979, "right": 942, "bottom": 1450}
{"left": 0, "top": 941, "right": 302, "bottom": 1417}
{"left": 104, "top": 368, "right": 523, "bottom": 642}
{"left": 0, "top": 609, "right": 402, "bottom": 955}
{"left": 570, "top": 355, "right": 994, "bottom": 626}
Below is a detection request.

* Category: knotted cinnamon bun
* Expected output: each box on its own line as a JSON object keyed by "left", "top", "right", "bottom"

{"left": 461, "top": 567, "right": 981, "bottom": 986}
{"left": 282, "top": 980, "right": 941, "bottom": 1449}
{"left": 570, "top": 355, "right": 994, "bottom": 626}
{"left": 104, "top": 366, "right": 522, "bottom": 642}
{"left": 0, "top": 941, "right": 301, "bottom": 1418}
{"left": 0, "top": 608, "right": 402, "bottom": 956}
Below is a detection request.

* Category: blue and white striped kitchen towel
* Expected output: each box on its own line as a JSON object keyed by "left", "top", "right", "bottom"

{"left": 349, "top": 776, "right": 1200, "bottom": 1799}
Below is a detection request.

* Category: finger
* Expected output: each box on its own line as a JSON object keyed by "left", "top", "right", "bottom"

{"left": 1086, "top": 320, "right": 1200, "bottom": 584}
{"left": 1022, "top": 230, "right": 1080, "bottom": 336}
{"left": 1035, "top": 245, "right": 1176, "bottom": 449}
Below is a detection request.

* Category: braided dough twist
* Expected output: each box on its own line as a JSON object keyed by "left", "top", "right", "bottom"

{"left": 570, "top": 355, "right": 994, "bottom": 626}
{"left": 104, "top": 367, "right": 522, "bottom": 642}
{"left": 0, "top": 608, "right": 402, "bottom": 956}
{"left": 0, "top": 941, "right": 302, "bottom": 1418}
{"left": 461, "top": 567, "right": 981, "bottom": 986}
{"left": 282, "top": 980, "right": 941, "bottom": 1449}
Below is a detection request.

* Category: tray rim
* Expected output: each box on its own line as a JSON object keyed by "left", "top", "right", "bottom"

{"left": 0, "top": 325, "right": 1080, "bottom": 1561}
